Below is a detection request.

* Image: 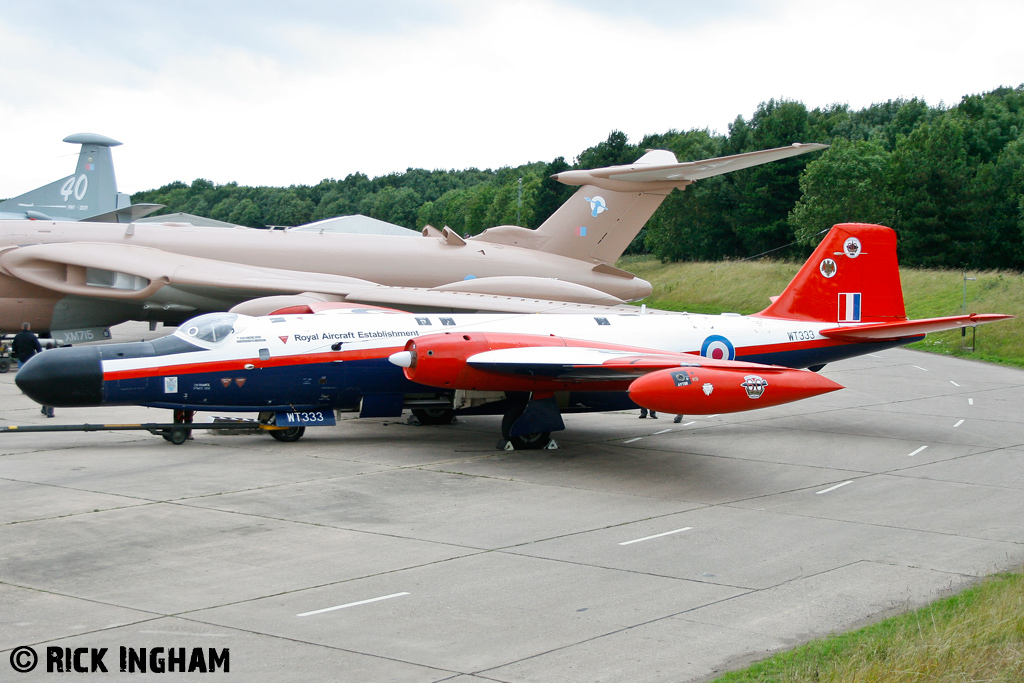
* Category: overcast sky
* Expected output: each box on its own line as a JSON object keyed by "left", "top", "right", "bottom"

{"left": 1, "top": 0, "right": 1022, "bottom": 195}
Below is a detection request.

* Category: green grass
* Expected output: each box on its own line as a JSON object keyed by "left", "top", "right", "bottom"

{"left": 618, "top": 256, "right": 1024, "bottom": 367}
{"left": 710, "top": 571, "right": 1024, "bottom": 683}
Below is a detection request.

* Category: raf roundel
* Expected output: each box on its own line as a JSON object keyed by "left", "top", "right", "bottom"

{"left": 584, "top": 195, "right": 608, "bottom": 218}
{"left": 700, "top": 335, "right": 735, "bottom": 361}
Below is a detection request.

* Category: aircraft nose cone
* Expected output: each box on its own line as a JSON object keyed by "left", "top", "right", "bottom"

{"left": 15, "top": 346, "right": 104, "bottom": 407}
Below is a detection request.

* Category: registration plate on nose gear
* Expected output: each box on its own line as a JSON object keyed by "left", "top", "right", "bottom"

{"left": 275, "top": 410, "right": 336, "bottom": 426}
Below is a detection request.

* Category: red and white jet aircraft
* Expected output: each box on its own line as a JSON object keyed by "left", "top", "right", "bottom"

{"left": 17, "top": 224, "right": 1011, "bottom": 448}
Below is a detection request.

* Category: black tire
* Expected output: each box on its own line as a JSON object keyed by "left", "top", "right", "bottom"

{"left": 167, "top": 427, "right": 190, "bottom": 445}
{"left": 269, "top": 426, "right": 305, "bottom": 442}
{"left": 0, "top": 358, "right": 9, "bottom": 373}
{"left": 501, "top": 405, "right": 550, "bottom": 450}
{"left": 412, "top": 407, "right": 456, "bottom": 425}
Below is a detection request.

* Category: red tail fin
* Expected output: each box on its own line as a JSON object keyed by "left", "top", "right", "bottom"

{"left": 756, "top": 224, "right": 907, "bottom": 323}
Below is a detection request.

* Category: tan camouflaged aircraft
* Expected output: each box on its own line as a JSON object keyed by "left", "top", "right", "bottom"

{"left": 0, "top": 143, "right": 825, "bottom": 343}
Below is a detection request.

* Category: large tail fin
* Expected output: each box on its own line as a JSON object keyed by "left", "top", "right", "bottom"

{"left": 757, "top": 223, "right": 907, "bottom": 323}
{"left": 0, "top": 133, "right": 159, "bottom": 223}
{"left": 528, "top": 150, "right": 678, "bottom": 264}
{"left": 472, "top": 143, "right": 828, "bottom": 265}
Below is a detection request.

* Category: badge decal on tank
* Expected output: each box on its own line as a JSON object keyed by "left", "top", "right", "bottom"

{"left": 741, "top": 375, "right": 768, "bottom": 399}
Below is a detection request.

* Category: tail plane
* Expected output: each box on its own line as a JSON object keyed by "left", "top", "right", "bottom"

{"left": 0, "top": 133, "right": 161, "bottom": 223}
{"left": 472, "top": 143, "right": 828, "bottom": 265}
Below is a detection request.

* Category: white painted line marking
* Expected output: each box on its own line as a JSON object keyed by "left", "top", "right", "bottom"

{"left": 913, "top": 365, "right": 928, "bottom": 371}
{"left": 652, "top": 429, "right": 672, "bottom": 435}
{"left": 623, "top": 437, "right": 643, "bottom": 444}
{"left": 141, "top": 630, "right": 229, "bottom": 637}
{"left": 953, "top": 419, "right": 964, "bottom": 428}
{"left": 816, "top": 481, "right": 853, "bottom": 495}
{"left": 867, "top": 353, "right": 883, "bottom": 359}
{"left": 705, "top": 414, "right": 719, "bottom": 419}
{"left": 968, "top": 398, "right": 974, "bottom": 405}
{"left": 950, "top": 380, "right": 960, "bottom": 387}
{"left": 297, "top": 592, "right": 409, "bottom": 617}
{"left": 620, "top": 527, "right": 693, "bottom": 546}
{"left": 682, "top": 421, "right": 696, "bottom": 427}
{"left": 907, "top": 445, "right": 928, "bottom": 457}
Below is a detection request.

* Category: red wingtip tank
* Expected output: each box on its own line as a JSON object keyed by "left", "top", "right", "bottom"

{"left": 627, "top": 366, "right": 843, "bottom": 415}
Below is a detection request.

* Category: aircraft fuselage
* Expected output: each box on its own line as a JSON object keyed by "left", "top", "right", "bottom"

{"left": 0, "top": 220, "right": 653, "bottom": 336}
{"left": 16, "top": 309, "right": 909, "bottom": 415}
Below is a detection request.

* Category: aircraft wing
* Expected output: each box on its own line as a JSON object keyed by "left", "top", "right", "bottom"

{"left": 0, "top": 241, "right": 646, "bottom": 315}
{"left": 819, "top": 314, "right": 1014, "bottom": 341}
{"left": 395, "top": 332, "right": 844, "bottom": 416}
{"left": 0, "top": 242, "right": 379, "bottom": 301}
{"left": 553, "top": 143, "right": 828, "bottom": 191}
{"left": 464, "top": 345, "right": 792, "bottom": 381}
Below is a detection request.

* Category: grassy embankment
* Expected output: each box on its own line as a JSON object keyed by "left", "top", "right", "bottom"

{"left": 619, "top": 256, "right": 1024, "bottom": 367}
{"left": 711, "top": 571, "right": 1024, "bottom": 683}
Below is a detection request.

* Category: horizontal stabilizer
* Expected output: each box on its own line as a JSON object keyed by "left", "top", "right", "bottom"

{"left": 85, "top": 204, "right": 165, "bottom": 223}
{"left": 553, "top": 143, "right": 828, "bottom": 192}
{"left": 819, "top": 314, "right": 1014, "bottom": 341}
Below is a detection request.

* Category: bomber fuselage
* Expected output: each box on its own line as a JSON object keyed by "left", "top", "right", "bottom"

{"left": 16, "top": 309, "right": 909, "bottom": 414}
{"left": 0, "top": 221, "right": 652, "bottom": 335}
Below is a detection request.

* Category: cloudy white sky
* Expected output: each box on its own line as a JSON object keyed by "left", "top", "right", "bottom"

{"left": 1, "top": 0, "right": 1022, "bottom": 195}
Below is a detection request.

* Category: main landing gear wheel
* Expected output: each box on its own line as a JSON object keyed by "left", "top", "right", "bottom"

{"left": 0, "top": 358, "right": 10, "bottom": 373}
{"left": 411, "top": 407, "right": 456, "bottom": 425}
{"left": 269, "top": 426, "right": 305, "bottom": 442}
{"left": 501, "top": 406, "right": 551, "bottom": 451}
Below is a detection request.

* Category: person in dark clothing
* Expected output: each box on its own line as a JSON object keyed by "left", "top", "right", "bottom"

{"left": 11, "top": 322, "right": 42, "bottom": 365}
{"left": 12, "top": 323, "right": 53, "bottom": 417}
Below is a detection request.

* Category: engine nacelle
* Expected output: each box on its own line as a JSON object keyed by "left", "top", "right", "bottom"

{"left": 391, "top": 332, "right": 565, "bottom": 391}
{"left": 390, "top": 332, "right": 641, "bottom": 393}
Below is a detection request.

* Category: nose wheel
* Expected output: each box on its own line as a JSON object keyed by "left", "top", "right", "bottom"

{"left": 162, "top": 409, "right": 194, "bottom": 445}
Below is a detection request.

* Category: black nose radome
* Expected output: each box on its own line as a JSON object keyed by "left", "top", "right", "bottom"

{"left": 16, "top": 346, "right": 103, "bottom": 407}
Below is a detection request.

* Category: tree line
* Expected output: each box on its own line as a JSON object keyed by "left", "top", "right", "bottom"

{"left": 132, "top": 85, "right": 1024, "bottom": 271}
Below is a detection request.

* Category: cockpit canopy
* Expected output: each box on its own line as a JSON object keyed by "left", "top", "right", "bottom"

{"left": 173, "top": 312, "right": 241, "bottom": 346}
